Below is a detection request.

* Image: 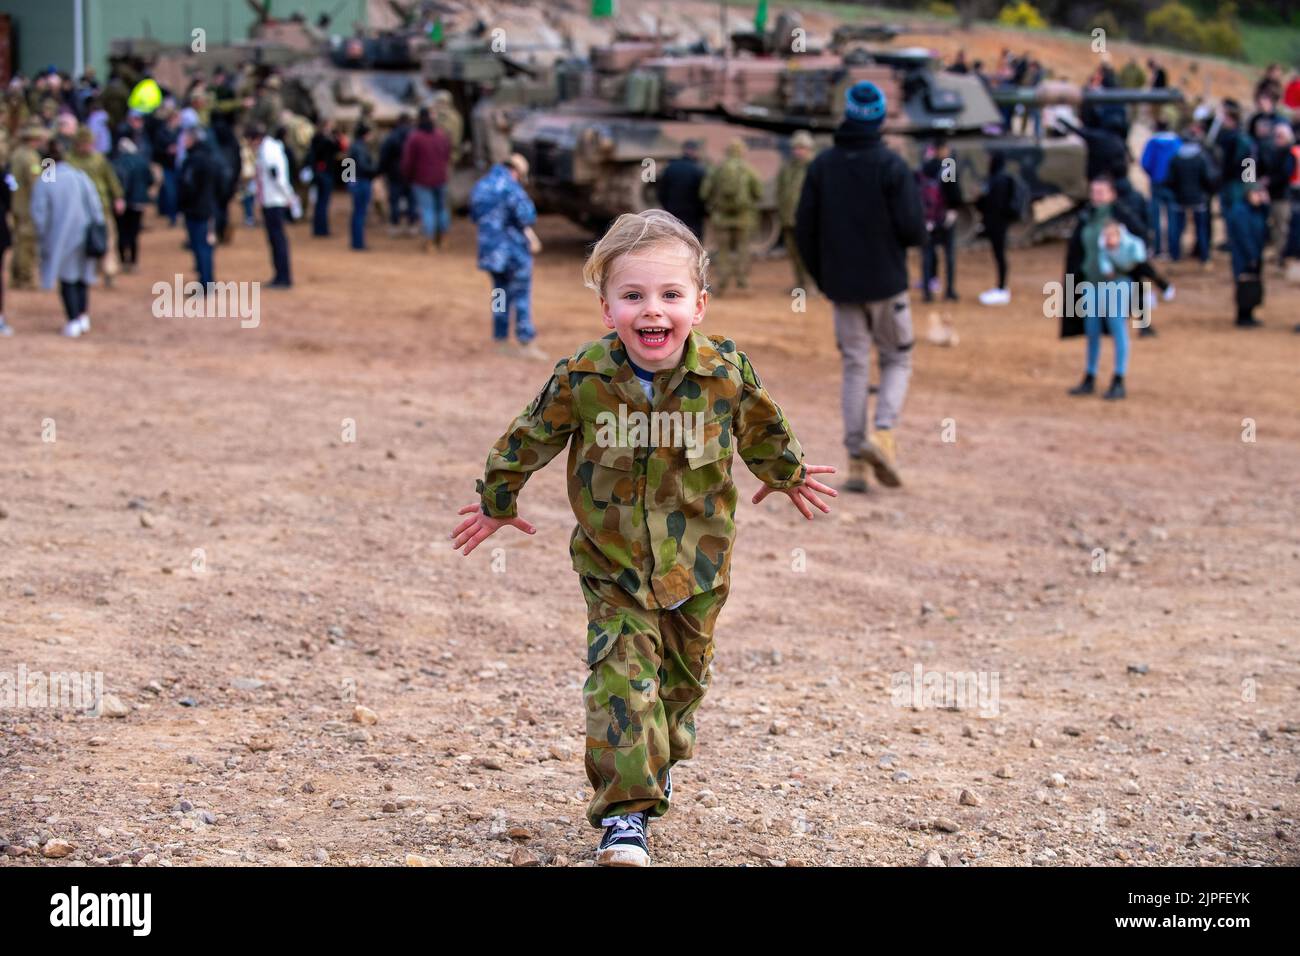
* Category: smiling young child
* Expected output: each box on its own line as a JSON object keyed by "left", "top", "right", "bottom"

{"left": 450, "top": 209, "right": 836, "bottom": 866}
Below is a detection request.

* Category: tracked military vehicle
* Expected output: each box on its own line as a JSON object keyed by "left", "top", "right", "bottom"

{"left": 508, "top": 13, "right": 1181, "bottom": 247}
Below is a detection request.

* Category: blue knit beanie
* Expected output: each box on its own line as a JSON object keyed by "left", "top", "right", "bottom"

{"left": 845, "top": 81, "right": 887, "bottom": 125}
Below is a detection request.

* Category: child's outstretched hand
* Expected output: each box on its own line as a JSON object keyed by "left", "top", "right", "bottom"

{"left": 450, "top": 503, "right": 536, "bottom": 555}
{"left": 751, "top": 464, "right": 838, "bottom": 519}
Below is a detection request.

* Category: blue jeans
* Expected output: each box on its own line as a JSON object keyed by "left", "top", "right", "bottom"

{"left": 185, "top": 215, "right": 213, "bottom": 287}
{"left": 1169, "top": 205, "right": 1210, "bottom": 262}
{"left": 412, "top": 184, "right": 448, "bottom": 239}
{"left": 1084, "top": 280, "right": 1130, "bottom": 377}
{"left": 313, "top": 173, "right": 333, "bottom": 236}
{"left": 159, "top": 167, "right": 179, "bottom": 226}
{"left": 349, "top": 179, "right": 372, "bottom": 249}
{"left": 922, "top": 226, "right": 956, "bottom": 300}
{"left": 1147, "top": 183, "right": 1175, "bottom": 256}
{"left": 386, "top": 177, "right": 415, "bottom": 225}
{"left": 489, "top": 268, "right": 534, "bottom": 343}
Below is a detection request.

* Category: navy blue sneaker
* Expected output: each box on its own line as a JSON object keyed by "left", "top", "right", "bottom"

{"left": 596, "top": 811, "right": 650, "bottom": 867}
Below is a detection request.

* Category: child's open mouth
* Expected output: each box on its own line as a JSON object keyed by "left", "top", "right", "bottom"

{"left": 636, "top": 327, "right": 670, "bottom": 348}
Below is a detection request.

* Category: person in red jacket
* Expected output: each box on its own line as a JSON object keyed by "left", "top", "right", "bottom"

{"left": 400, "top": 107, "right": 452, "bottom": 250}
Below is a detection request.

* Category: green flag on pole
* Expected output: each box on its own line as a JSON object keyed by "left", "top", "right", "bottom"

{"left": 428, "top": 19, "right": 444, "bottom": 43}
{"left": 754, "top": 0, "right": 768, "bottom": 33}
{"left": 592, "top": 0, "right": 614, "bottom": 19}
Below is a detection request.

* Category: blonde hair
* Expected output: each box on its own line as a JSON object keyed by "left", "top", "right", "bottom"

{"left": 582, "top": 209, "right": 710, "bottom": 296}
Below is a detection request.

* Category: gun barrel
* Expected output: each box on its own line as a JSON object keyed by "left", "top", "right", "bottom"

{"left": 991, "top": 81, "right": 1184, "bottom": 107}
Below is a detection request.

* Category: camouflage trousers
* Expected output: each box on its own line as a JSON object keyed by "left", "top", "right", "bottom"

{"left": 783, "top": 226, "right": 809, "bottom": 292}
{"left": 580, "top": 574, "right": 728, "bottom": 828}
{"left": 9, "top": 220, "right": 36, "bottom": 289}
{"left": 711, "top": 223, "right": 751, "bottom": 292}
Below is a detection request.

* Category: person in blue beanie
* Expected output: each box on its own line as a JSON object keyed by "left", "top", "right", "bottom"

{"left": 795, "top": 80, "right": 925, "bottom": 494}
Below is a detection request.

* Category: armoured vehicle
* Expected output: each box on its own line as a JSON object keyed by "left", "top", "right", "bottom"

{"left": 507, "top": 15, "right": 1181, "bottom": 247}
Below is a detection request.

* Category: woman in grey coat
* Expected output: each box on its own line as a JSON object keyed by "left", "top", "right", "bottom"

{"left": 31, "top": 138, "right": 104, "bottom": 338}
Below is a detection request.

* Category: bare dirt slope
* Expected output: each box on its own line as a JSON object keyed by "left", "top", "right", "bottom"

{"left": 1, "top": 203, "right": 1297, "bottom": 866}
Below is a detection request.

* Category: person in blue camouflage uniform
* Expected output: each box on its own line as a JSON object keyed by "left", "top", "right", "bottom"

{"left": 469, "top": 152, "right": 544, "bottom": 359}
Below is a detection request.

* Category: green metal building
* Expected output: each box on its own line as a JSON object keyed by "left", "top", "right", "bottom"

{"left": 5, "top": 0, "right": 372, "bottom": 79}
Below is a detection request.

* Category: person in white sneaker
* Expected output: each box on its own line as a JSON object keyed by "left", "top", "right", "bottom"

{"left": 30, "top": 137, "right": 103, "bottom": 338}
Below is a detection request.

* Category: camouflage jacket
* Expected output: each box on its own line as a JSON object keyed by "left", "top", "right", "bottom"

{"left": 700, "top": 157, "right": 762, "bottom": 227}
{"left": 776, "top": 156, "right": 810, "bottom": 228}
{"left": 469, "top": 163, "right": 536, "bottom": 274}
{"left": 476, "top": 330, "right": 807, "bottom": 609}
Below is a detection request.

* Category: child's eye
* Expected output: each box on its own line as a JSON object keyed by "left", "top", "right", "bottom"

{"left": 624, "top": 292, "right": 640, "bottom": 300}
{"left": 664, "top": 291, "right": 679, "bottom": 299}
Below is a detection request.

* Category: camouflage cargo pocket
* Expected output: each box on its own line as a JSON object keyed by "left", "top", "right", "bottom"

{"left": 584, "top": 613, "right": 659, "bottom": 751}
{"left": 578, "top": 441, "right": 638, "bottom": 508}
{"left": 681, "top": 416, "right": 732, "bottom": 501}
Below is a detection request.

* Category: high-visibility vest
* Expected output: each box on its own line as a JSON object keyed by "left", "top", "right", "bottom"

{"left": 1291, "top": 145, "right": 1300, "bottom": 188}
{"left": 127, "top": 78, "right": 162, "bottom": 114}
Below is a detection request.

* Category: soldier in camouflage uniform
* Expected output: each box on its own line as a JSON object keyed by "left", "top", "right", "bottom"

{"left": 700, "top": 138, "right": 763, "bottom": 295}
{"left": 8, "top": 122, "right": 49, "bottom": 291}
{"left": 452, "top": 210, "right": 837, "bottom": 866}
{"left": 776, "top": 130, "right": 815, "bottom": 294}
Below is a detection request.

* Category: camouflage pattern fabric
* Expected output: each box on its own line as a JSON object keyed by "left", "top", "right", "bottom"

{"left": 700, "top": 156, "right": 761, "bottom": 227}
{"left": 712, "top": 223, "right": 752, "bottom": 292}
{"left": 469, "top": 163, "right": 538, "bottom": 276}
{"left": 8, "top": 143, "right": 43, "bottom": 289}
{"left": 476, "top": 329, "right": 806, "bottom": 610}
{"left": 580, "top": 572, "right": 728, "bottom": 827}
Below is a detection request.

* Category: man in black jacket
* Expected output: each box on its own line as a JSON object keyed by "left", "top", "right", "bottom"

{"left": 177, "top": 126, "right": 218, "bottom": 287}
{"left": 795, "top": 80, "right": 926, "bottom": 493}
{"left": 379, "top": 113, "right": 415, "bottom": 236}
{"left": 656, "top": 140, "right": 708, "bottom": 240}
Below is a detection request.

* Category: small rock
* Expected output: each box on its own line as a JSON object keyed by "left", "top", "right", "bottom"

{"left": 1122, "top": 779, "right": 1141, "bottom": 795}
{"left": 313, "top": 848, "right": 330, "bottom": 863}
{"left": 21, "top": 586, "right": 36, "bottom": 597}
{"left": 353, "top": 705, "right": 379, "bottom": 725}
{"left": 1062, "top": 726, "right": 1084, "bottom": 737}
{"left": 506, "top": 826, "right": 532, "bottom": 841}
{"left": 139, "top": 512, "right": 155, "bottom": 529}
{"left": 195, "top": 810, "right": 216, "bottom": 825}
{"left": 246, "top": 735, "right": 275, "bottom": 752}
{"left": 1048, "top": 773, "right": 1067, "bottom": 789}
{"left": 347, "top": 729, "right": 372, "bottom": 744}
{"left": 98, "top": 694, "right": 130, "bottom": 719}
{"left": 768, "top": 721, "right": 788, "bottom": 736}
{"left": 919, "top": 849, "right": 946, "bottom": 867}
{"left": 42, "top": 839, "right": 74, "bottom": 859}
{"left": 510, "top": 847, "right": 540, "bottom": 867}
{"left": 1030, "top": 737, "right": 1043, "bottom": 749}
{"left": 1127, "top": 663, "right": 1149, "bottom": 675}
{"left": 933, "top": 818, "right": 960, "bottom": 833}
{"left": 266, "top": 837, "right": 290, "bottom": 852}
{"left": 892, "top": 771, "right": 912, "bottom": 784}
{"left": 231, "top": 678, "right": 265, "bottom": 691}
{"left": 959, "top": 789, "right": 982, "bottom": 807}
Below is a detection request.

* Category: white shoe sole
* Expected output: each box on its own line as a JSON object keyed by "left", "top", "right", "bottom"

{"left": 62, "top": 324, "right": 82, "bottom": 338}
{"left": 596, "top": 845, "right": 650, "bottom": 867}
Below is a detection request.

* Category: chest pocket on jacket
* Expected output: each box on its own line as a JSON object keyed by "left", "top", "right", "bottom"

{"left": 681, "top": 415, "right": 733, "bottom": 502}
{"left": 578, "top": 441, "right": 638, "bottom": 508}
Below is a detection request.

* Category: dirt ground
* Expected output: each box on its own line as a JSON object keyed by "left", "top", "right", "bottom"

{"left": 1, "top": 200, "right": 1297, "bottom": 868}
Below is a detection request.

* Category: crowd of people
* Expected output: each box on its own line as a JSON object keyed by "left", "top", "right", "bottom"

{"left": 0, "top": 61, "right": 498, "bottom": 336}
